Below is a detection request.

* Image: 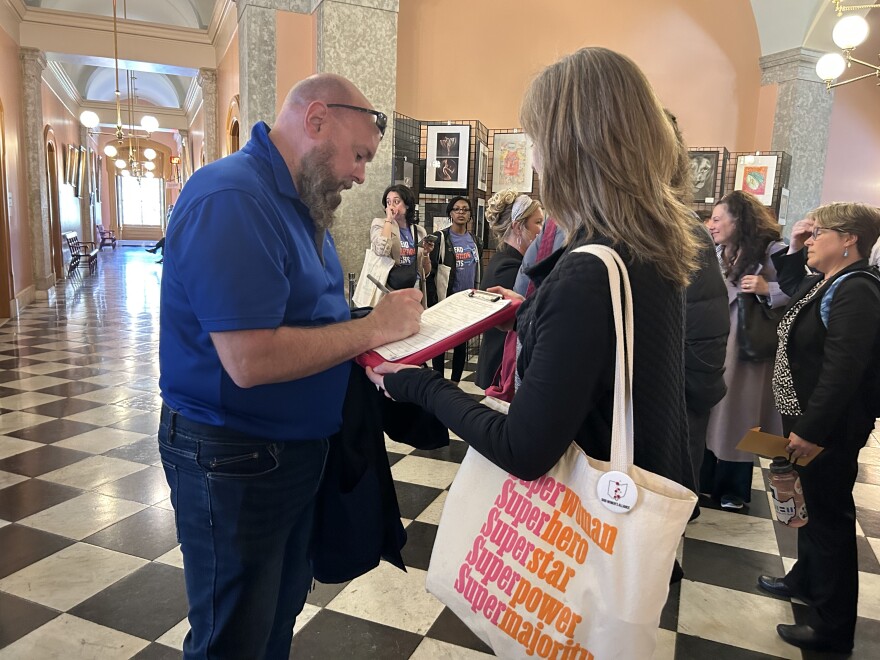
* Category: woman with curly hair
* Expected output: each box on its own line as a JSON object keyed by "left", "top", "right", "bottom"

{"left": 474, "top": 189, "right": 543, "bottom": 389}
{"left": 702, "top": 190, "right": 789, "bottom": 510}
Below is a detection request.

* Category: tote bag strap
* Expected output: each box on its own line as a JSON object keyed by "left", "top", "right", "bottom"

{"left": 571, "top": 245, "right": 634, "bottom": 473}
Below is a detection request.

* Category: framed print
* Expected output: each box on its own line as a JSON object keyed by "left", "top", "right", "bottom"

{"left": 74, "top": 146, "right": 86, "bottom": 198}
{"left": 777, "top": 187, "right": 790, "bottom": 225}
{"left": 492, "top": 132, "right": 534, "bottom": 194}
{"left": 424, "top": 203, "right": 447, "bottom": 234}
{"left": 65, "top": 144, "right": 76, "bottom": 186}
{"left": 475, "top": 140, "right": 489, "bottom": 192}
{"left": 687, "top": 150, "right": 724, "bottom": 203}
{"left": 433, "top": 216, "right": 451, "bottom": 233}
{"left": 394, "top": 158, "right": 415, "bottom": 188}
{"left": 734, "top": 154, "right": 777, "bottom": 206}
{"left": 426, "top": 125, "right": 470, "bottom": 189}
{"left": 476, "top": 197, "right": 486, "bottom": 245}
{"left": 95, "top": 155, "right": 102, "bottom": 203}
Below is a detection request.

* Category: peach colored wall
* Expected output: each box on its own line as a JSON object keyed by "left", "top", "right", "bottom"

{"left": 41, "top": 81, "right": 83, "bottom": 237}
{"left": 753, "top": 83, "right": 777, "bottom": 151}
{"left": 397, "top": 0, "right": 763, "bottom": 152}
{"left": 217, "top": 31, "right": 239, "bottom": 155}
{"left": 189, "top": 103, "right": 205, "bottom": 171}
{"left": 275, "top": 11, "right": 316, "bottom": 119}
{"left": 0, "top": 26, "right": 33, "bottom": 295}
{"left": 820, "top": 19, "right": 880, "bottom": 207}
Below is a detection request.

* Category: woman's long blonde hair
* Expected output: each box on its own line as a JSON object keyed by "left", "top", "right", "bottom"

{"left": 520, "top": 47, "right": 699, "bottom": 285}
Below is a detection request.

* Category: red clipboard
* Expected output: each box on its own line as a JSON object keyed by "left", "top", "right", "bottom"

{"left": 356, "top": 290, "right": 522, "bottom": 369}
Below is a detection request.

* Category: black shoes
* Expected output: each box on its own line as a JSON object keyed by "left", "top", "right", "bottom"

{"left": 145, "top": 247, "right": 158, "bottom": 254}
{"left": 757, "top": 575, "right": 792, "bottom": 598}
{"left": 776, "top": 624, "right": 853, "bottom": 653}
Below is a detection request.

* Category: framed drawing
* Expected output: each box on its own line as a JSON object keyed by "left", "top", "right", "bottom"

{"left": 73, "top": 146, "right": 87, "bottom": 198}
{"left": 687, "top": 150, "right": 725, "bottom": 203}
{"left": 777, "top": 187, "right": 790, "bottom": 225}
{"left": 492, "top": 132, "right": 533, "bottom": 194}
{"left": 475, "top": 140, "right": 488, "bottom": 192}
{"left": 394, "top": 158, "right": 415, "bottom": 188}
{"left": 423, "top": 203, "right": 447, "bottom": 234}
{"left": 65, "top": 144, "right": 76, "bottom": 186}
{"left": 433, "top": 216, "right": 451, "bottom": 233}
{"left": 476, "top": 197, "right": 486, "bottom": 245}
{"left": 426, "top": 125, "right": 470, "bottom": 189}
{"left": 95, "top": 156, "right": 102, "bottom": 203}
{"left": 734, "top": 154, "right": 777, "bottom": 206}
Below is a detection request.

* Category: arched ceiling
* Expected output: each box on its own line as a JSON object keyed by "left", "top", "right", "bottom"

{"left": 23, "top": 0, "right": 217, "bottom": 30}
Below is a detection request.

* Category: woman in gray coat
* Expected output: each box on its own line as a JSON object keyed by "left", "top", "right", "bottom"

{"left": 701, "top": 191, "right": 789, "bottom": 510}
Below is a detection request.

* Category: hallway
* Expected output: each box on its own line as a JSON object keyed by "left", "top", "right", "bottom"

{"left": 0, "top": 248, "right": 879, "bottom": 659}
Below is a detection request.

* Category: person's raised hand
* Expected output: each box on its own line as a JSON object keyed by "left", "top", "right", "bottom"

{"left": 789, "top": 218, "right": 814, "bottom": 253}
{"left": 367, "top": 288, "right": 423, "bottom": 345}
{"left": 740, "top": 274, "right": 770, "bottom": 296}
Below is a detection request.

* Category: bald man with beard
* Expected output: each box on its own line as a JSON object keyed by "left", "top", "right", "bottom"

{"left": 157, "top": 74, "right": 423, "bottom": 659}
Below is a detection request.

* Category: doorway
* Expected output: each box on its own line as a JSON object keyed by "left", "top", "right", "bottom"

{"left": 45, "top": 135, "right": 63, "bottom": 281}
{"left": 0, "top": 99, "right": 14, "bottom": 318}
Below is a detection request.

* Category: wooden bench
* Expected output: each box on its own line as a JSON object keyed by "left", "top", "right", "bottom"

{"left": 96, "top": 224, "right": 117, "bottom": 250}
{"left": 63, "top": 232, "right": 99, "bottom": 276}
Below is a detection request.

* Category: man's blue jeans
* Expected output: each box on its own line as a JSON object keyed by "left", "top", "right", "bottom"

{"left": 158, "top": 405, "right": 328, "bottom": 659}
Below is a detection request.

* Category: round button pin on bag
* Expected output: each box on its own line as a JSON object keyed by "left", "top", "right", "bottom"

{"left": 597, "top": 471, "right": 638, "bottom": 513}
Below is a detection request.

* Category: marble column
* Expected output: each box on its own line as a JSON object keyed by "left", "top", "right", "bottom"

{"left": 316, "top": 0, "right": 398, "bottom": 279}
{"left": 19, "top": 47, "right": 54, "bottom": 293}
{"left": 197, "top": 68, "right": 219, "bottom": 163}
{"left": 238, "top": 2, "right": 277, "bottom": 133}
{"left": 760, "top": 48, "right": 835, "bottom": 233}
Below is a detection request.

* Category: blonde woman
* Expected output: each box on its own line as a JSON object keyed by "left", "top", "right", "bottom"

{"left": 368, "top": 47, "right": 698, "bottom": 488}
{"left": 475, "top": 190, "right": 543, "bottom": 389}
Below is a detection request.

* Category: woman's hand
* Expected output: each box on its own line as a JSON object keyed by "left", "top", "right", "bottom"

{"left": 487, "top": 286, "right": 525, "bottom": 331}
{"left": 788, "top": 218, "right": 814, "bottom": 254}
{"left": 366, "top": 362, "right": 419, "bottom": 398}
{"left": 740, "top": 275, "right": 769, "bottom": 296}
{"left": 786, "top": 432, "right": 819, "bottom": 462}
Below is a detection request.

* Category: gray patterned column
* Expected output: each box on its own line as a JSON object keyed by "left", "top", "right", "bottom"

{"left": 19, "top": 47, "right": 54, "bottom": 291}
{"left": 316, "top": 0, "right": 398, "bottom": 279}
{"left": 760, "top": 48, "right": 835, "bottom": 233}
{"left": 197, "top": 68, "right": 219, "bottom": 163}
{"left": 238, "top": 2, "right": 277, "bottom": 133}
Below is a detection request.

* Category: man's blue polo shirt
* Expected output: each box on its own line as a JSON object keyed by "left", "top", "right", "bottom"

{"left": 158, "top": 122, "right": 351, "bottom": 441}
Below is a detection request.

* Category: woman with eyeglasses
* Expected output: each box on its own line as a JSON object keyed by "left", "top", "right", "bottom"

{"left": 474, "top": 189, "right": 543, "bottom": 390}
{"left": 755, "top": 203, "right": 880, "bottom": 654}
{"left": 426, "top": 196, "right": 481, "bottom": 383}
{"left": 702, "top": 190, "right": 789, "bottom": 511}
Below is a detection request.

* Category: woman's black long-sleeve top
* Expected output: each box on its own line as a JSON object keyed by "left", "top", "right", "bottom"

{"left": 772, "top": 250, "right": 880, "bottom": 449}
{"left": 475, "top": 244, "right": 524, "bottom": 389}
{"left": 384, "top": 235, "right": 692, "bottom": 486}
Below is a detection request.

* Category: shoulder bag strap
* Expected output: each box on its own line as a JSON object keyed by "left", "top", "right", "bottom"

{"left": 571, "top": 245, "right": 634, "bottom": 473}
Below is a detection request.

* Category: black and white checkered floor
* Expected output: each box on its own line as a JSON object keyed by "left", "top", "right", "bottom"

{"left": 1, "top": 247, "right": 879, "bottom": 659}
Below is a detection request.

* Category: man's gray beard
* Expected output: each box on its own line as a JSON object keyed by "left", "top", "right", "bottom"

{"left": 297, "top": 144, "right": 347, "bottom": 232}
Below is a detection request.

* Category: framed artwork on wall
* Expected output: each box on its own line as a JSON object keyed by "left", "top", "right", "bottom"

{"left": 687, "top": 149, "right": 725, "bottom": 204}
{"left": 423, "top": 202, "right": 448, "bottom": 235}
{"left": 426, "top": 125, "right": 470, "bottom": 190}
{"left": 394, "top": 158, "right": 415, "bottom": 188}
{"left": 74, "top": 146, "right": 87, "bottom": 198}
{"left": 95, "top": 156, "right": 102, "bottom": 203}
{"left": 734, "top": 154, "right": 777, "bottom": 206}
{"left": 492, "top": 132, "right": 534, "bottom": 194}
{"left": 64, "top": 144, "right": 76, "bottom": 186}
{"left": 476, "top": 197, "right": 486, "bottom": 245}
{"left": 475, "top": 141, "right": 488, "bottom": 192}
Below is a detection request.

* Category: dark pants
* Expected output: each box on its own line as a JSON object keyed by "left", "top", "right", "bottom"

{"left": 781, "top": 417, "right": 860, "bottom": 642}
{"left": 158, "top": 406, "right": 328, "bottom": 659}
{"left": 700, "top": 448, "right": 753, "bottom": 502}
{"left": 432, "top": 341, "right": 468, "bottom": 383}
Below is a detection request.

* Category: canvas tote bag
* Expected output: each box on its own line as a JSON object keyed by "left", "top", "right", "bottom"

{"left": 425, "top": 245, "right": 697, "bottom": 659}
{"left": 352, "top": 249, "right": 395, "bottom": 308}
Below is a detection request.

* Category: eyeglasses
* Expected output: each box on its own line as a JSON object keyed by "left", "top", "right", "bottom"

{"left": 326, "top": 103, "right": 387, "bottom": 136}
{"left": 451, "top": 207, "right": 471, "bottom": 214}
{"left": 811, "top": 226, "right": 841, "bottom": 240}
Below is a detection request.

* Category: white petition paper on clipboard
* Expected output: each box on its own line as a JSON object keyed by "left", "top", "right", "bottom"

{"left": 374, "top": 289, "right": 511, "bottom": 361}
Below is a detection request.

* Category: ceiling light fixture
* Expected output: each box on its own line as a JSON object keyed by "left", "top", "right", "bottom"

{"left": 78, "top": 0, "right": 159, "bottom": 178}
{"left": 816, "top": 1, "right": 880, "bottom": 89}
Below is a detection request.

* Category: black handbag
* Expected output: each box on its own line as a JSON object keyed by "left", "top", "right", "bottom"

{"left": 736, "top": 293, "right": 784, "bottom": 362}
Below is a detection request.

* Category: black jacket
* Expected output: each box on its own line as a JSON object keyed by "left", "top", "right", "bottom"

{"left": 475, "top": 244, "right": 524, "bottom": 389}
{"left": 772, "top": 250, "right": 880, "bottom": 449}
{"left": 386, "top": 234, "right": 691, "bottom": 488}
{"left": 684, "top": 223, "right": 729, "bottom": 413}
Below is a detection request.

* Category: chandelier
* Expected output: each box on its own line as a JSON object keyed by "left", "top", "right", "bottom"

{"left": 78, "top": 0, "right": 159, "bottom": 179}
{"left": 815, "top": 1, "right": 880, "bottom": 89}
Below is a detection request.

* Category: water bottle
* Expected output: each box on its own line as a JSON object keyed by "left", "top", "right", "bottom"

{"left": 768, "top": 456, "right": 808, "bottom": 527}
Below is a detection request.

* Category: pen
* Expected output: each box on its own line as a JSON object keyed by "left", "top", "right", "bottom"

{"left": 367, "top": 273, "right": 391, "bottom": 294}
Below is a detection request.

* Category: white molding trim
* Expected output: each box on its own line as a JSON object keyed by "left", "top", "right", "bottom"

{"left": 212, "top": 0, "right": 238, "bottom": 64}
{"left": 0, "top": 0, "right": 24, "bottom": 42}
{"left": 184, "top": 76, "right": 204, "bottom": 123}
{"left": 45, "top": 60, "right": 82, "bottom": 106}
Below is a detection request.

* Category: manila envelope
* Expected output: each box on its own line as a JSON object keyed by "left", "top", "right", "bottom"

{"left": 736, "top": 427, "right": 823, "bottom": 466}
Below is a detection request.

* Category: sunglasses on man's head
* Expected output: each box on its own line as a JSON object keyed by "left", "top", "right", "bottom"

{"left": 326, "top": 103, "right": 387, "bottom": 137}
